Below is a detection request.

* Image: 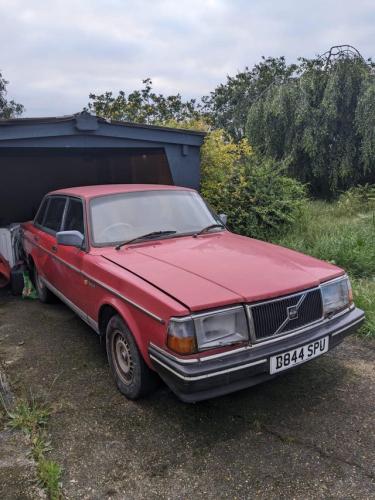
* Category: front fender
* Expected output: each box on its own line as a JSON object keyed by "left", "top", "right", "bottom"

{"left": 97, "top": 296, "right": 167, "bottom": 368}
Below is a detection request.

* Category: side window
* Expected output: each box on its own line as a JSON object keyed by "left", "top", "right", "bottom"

{"left": 43, "top": 197, "right": 67, "bottom": 233}
{"left": 63, "top": 198, "right": 84, "bottom": 235}
{"left": 35, "top": 198, "right": 49, "bottom": 226}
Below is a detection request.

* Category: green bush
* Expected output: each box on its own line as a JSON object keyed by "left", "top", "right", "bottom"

{"left": 202, "top": 147, "right": 307, "bottom": 240}
{"left": 161, "top": 121, "right": 308, "bottom": 241}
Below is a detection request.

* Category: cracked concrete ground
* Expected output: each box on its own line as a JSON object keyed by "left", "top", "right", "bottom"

{"left": 0, "top": 288, "right": 374, "bottom": 499}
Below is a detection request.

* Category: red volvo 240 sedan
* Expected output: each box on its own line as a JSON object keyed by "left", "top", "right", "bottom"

{"left": 22, "top": 185, "right": 365, "bottom": 402}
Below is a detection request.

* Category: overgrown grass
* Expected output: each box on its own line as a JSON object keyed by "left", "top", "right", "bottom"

{"left": 273, "top": 200, "right": 375, "bottom": 337}
{"left": 351, "top": 278, "right": 375, "bottom": 337}
{"left": 3, "top": 396, "right": 62, "bottom": 499}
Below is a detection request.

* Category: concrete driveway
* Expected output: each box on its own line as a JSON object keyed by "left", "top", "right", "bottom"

{"left": 0, "top": 289, "right": 374, "bottom": 499}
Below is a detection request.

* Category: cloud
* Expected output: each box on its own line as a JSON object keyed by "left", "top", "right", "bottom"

{"left": 0, "top": 0, "right": 374, "bottom": 116}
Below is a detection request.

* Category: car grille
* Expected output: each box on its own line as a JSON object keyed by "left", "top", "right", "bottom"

{"left": 249, "top": 288, "right": 323, "bottom": 341}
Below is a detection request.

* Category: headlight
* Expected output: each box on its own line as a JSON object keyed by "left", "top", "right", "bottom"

{"left": 321, "top": 276, "right": 353, "bottom": 316}
{"left": 167, "top": 306, "right": 249, "bottom": 354}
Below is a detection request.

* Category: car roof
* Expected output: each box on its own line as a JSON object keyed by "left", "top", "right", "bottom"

{"left": 49, "top": 184, "right": 195, "bottom": 199}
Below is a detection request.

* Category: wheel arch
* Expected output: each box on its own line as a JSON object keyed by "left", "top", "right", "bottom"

{"left": 97, "top": 298, "right": 154, "bottom": 368}
{"left": 98, "top": 303, "right": 119, "bottom": 336}
{"left": 26, "top": 254, "right": 36, "bottom": 282}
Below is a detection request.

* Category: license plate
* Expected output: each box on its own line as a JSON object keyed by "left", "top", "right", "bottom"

{"left": 270, "top": 336, "right": 329, "bottom": 374}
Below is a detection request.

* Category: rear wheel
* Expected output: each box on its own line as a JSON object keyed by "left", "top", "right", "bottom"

{"left": 106, "top": 314, "right": 158, "bottom": 399}
{"left": 34, "top": 267, "right": 55, "bottom": 303}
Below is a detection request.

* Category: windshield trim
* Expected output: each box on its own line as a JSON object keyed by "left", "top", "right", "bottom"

{"left": 88, "top": 189, "right": 222, "bottom": 248}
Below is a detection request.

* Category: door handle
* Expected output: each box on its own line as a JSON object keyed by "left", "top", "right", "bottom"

{"left": 34, "top": 235, "right": 39, "bottom": 242}
{"left": 51, "top": 245, "right": 57, "bottom": 253}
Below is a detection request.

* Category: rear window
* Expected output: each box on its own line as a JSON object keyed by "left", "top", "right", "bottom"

{"left": 35, "top": 198, "right": 48, "bottom": 226}
{"left": 43, "top": 197, "right": 67, "bottom": 233}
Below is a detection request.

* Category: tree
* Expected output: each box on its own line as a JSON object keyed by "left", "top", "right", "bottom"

{"left": 202, "top": 57, "right": 297, "bottom": 140}
{"left": 246, "top": 48, "right": 375, "bottom": 197}
{"left": 0, "top": 71, "right": 23, "bottom": 119}
{"left": 88, "top": 78, "right": 202, "bottom": 124}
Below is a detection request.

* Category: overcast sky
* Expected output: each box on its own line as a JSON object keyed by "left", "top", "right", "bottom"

{"left": 1, "top": 0, "right": 374, "bottom": 116}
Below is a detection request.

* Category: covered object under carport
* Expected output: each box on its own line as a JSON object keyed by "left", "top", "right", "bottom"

{"left": 0, "top": 111, "right": 205, "bottom": 225}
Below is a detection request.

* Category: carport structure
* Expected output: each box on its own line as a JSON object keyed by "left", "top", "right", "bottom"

{"left": 0, "top": 111, "right": 205, "bottom": 225}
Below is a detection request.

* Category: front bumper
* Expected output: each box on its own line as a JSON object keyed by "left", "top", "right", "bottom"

{"left": 149, "top": 307, "right": 365, "bottom": 403}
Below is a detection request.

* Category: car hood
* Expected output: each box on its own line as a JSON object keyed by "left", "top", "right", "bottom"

{"left": 100, "top": 232, "right": 343, "bottom": 311}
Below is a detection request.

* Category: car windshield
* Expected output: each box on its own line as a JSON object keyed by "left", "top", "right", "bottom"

{"left": 90, "top": 190, "right": 221, "bottom": 246}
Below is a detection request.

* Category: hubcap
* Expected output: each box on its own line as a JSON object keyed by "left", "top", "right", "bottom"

{"left": 112, "top": 332, "right": 134, "bottom": 385}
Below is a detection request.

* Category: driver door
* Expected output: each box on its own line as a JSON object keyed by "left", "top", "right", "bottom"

{"left": 53, "top": 196, "right": 88, "bottom": 316}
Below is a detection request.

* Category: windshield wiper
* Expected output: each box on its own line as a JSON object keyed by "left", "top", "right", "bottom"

{"left": 115, "top": 230, "right": 177, "bottom": 250}
{"left": 194, "top": 224, "right": 225, "bottom": 237}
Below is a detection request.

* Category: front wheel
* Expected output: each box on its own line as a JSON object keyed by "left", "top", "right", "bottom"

{"left": 106, "top": 315, "right": 158, "bottom": 400}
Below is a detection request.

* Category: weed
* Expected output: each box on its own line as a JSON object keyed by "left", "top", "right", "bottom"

{"left": 7, "top": 398, "right": 50, "bottom": 433}
{"left": 3, "top": 395, "right": 62, "bottom": 499}
{"left": 38, "top": 458, "right": 62, "bottom": 500}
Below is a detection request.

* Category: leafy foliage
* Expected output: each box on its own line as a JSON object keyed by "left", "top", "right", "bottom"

{"left": 217, "top": 157, "right": 307, "bottom": 239}
{"left": 0, "top": 71, "right": 24, "bottom": 119}
{"left": 337, "top": 184, "right": 375, "bottom": 215}
{"left": 198, "top": 128, "right": 307, "bottom": 239}
{"left": 88, "top": 78, "right": 201, "bottom": 124}
{"left": 355, "top": 80, "right": 375, "bottom": 171}
{"left": 200, "top": 128, "right": 252, "bottom": 205}
{"left": 159, "top": 118, "right": 306, "bottom": 240}
{"left": 246, "top": 53, "right": 375, "bottom": 197}
{"left": 202, "top": 57, "right": 297, "bottom": 140}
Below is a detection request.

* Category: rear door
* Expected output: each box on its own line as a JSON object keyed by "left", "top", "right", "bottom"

{"left": 34, "top": 195, "right": 67, "bottom": 288}
{"left": 23, "top": 196, "right": 49, "bottom": 269}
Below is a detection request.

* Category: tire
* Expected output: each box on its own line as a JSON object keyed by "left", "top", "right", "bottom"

{"left": 34, "top": 266, "right": 55, "bottom": 303}
{"left": 10, "top": 265, "right": 25, "bottom": 296}
{"left": 106, "top": 314, "right": 158, "bottom": 400}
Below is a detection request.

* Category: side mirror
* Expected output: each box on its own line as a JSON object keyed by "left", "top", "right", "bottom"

{"left": 218, "top": 213, "right": 228, "bottom": 226}
{"left": 56, "top": 230, "right": 84, "bottom": 248}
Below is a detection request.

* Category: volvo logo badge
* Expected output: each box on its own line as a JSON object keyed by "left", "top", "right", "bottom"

{"left": 273, "top": 293, "right": 307, "bottom": 336}
{"left": 287, "top": 305, "right": 299, "bottom": 320}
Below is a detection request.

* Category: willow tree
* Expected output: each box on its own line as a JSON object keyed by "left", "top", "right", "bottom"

{"left": 202, "top": 57, "right": 297, "bottom": 141}
{"left": 246, "top": 47, "right": 375, "bottom": 197}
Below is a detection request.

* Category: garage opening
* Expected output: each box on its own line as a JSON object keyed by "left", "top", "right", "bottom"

{"left": 0, "top": 147, "right": 173, "bottom": 225}
{"left": 0, "top": 113, "right": 205, "bottom": 287}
